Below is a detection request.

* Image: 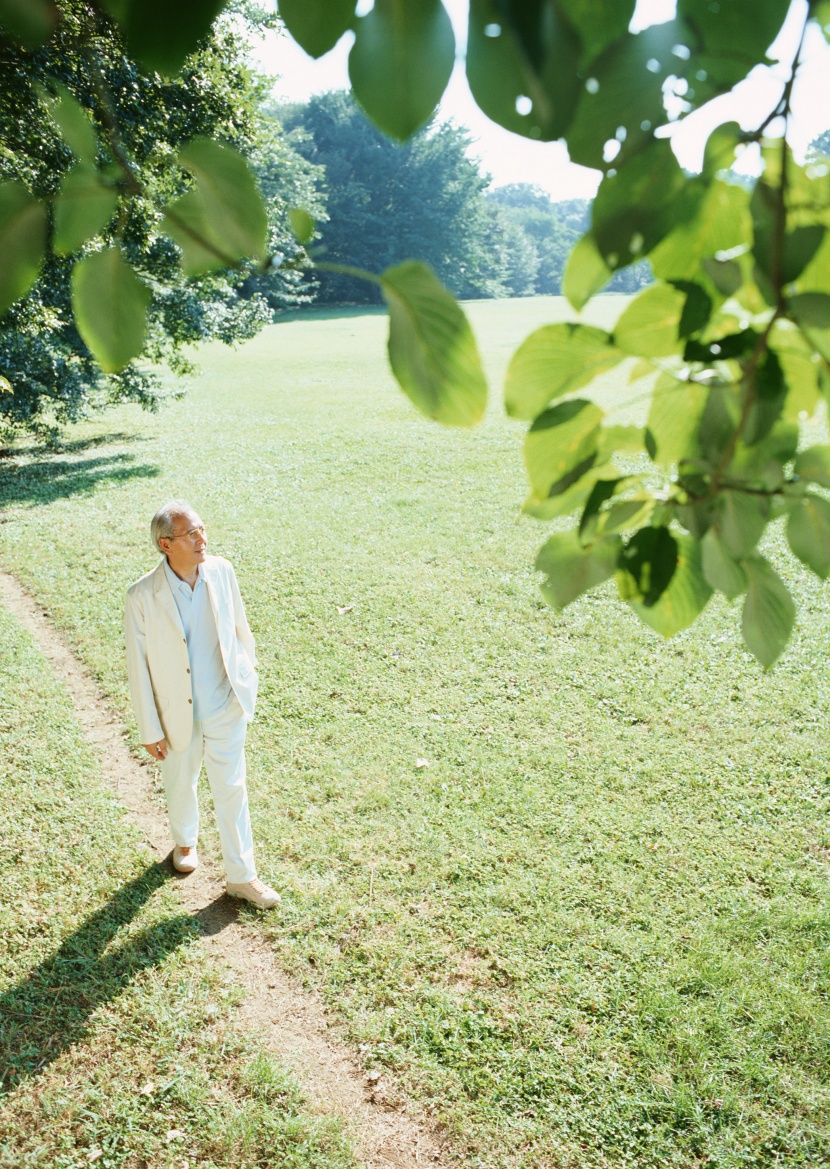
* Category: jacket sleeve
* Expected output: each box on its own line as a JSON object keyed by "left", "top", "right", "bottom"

{"left": 124, "top": 588, "right": 165, "bottom": 744}
{"left": 229, "top": 564, "right": 257, "bottom": 667}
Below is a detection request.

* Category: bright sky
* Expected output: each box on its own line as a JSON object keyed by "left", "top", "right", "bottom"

{"left": 250, "top": 0, "right": 830, "bottom": 202}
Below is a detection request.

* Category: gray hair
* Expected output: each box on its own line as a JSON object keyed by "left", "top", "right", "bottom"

{"left": 150, "top": 500, "right": 195, "bottom": 551}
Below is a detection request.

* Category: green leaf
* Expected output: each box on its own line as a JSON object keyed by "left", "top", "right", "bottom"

{"left": 524, "top": 399, "right": 604, "bottom": 500}
{"left": 70, "top": 246, "right": 149, "bottom": 373}
{"left": 163, "top": 138, "right": 267, "bottom": 274}
{"left": 562, "top": 232, "right": 610, "bottom": 310}
{"left": 349, "top": 0, "right": 455, "bottom": 140}
{"left": 614, "top": 283, "right": 686, "bottom": 357}
{"left": 781, "top": 226, "right": 825, "bottom": 284}
{"left": 787, "top": 495, "right": 830, "bottom": 578}
{"left": 40, "top": 82, "right": 97, "bottom": 165}
{"left": 717, "top": 490, "right": 769, "bottom": 559}
{"left": 287, "top": 206, "right": 315, "bottom": 245}
{"left": 646, "top": 374, "right": 708, "bottom": 468}
{"left": 505, "top": 322, "right": 622, "bottom": 420}
{"left": 53, "top": 166, "right": 118, "bottom": 256}
{"left": 598, "top": 424, "right": 647, "bottom": 456}
{"left": 627, "top": 533, "right": 713, "bottom": 636}
{"left": 277, "top": 0, "right": 355, "bottom": 58}
{"left": 565, "top": 20, "right": 687, "bottom": 171}
{"left": 679, "top": 0, "right": 790, "bottom": 65}
{"left": 108, "top": 0, "right": 229, "bottom": 76}
{"left": 616, "top": 526, "right": 678, "bottom": 607}
{"left": 0, "top": 182, "right": 47, "bottom": 316}
{"left": 591, "top": 140, "right": 695, "bottom": 269}
{"left": 523, "top": 464, "right": 614, "bottom": 520}
{"left": 702, "top": 121, "right": 744, "bottom": 176}
{"left": 380, "top": 260, "right": 487, "bottom": 428}
{"left": 701, "top": 527, "right": 747, "bottom": 598}
{"left": 0, "top": 0, "right": 56, "bottom": 45}
{"left": 794, "top": 444, "right": 830, "bottom": 488}
{"left": 558, "top": 0, "right": 636, "bottom": 64}
{"left": 651, "top": 181, "right": 751, "bottom": 284}
{"left": 741, "top": 555, "right": 795, "bottom": 667}
{"left": 535, "top": 530, "right": 621, "bottom": 610}
{"left": 789, "top": 292, "right": 830, "bottom": 364}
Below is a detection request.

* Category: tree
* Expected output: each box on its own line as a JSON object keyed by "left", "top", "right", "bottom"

{"left": 2, "top": 0, "right": 830, "bottom": 665}
{"left": 0, "top": 1, "right": 311, "bottom": 440}
{"left": 488, "top": 185, "right": 652, "bottom": 296}
{"left": 281, "top": 92, "right": 505, "bottom": 304}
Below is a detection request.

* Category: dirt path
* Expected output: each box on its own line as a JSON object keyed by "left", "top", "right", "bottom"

{"left": 0, "top": 568, "right": 449, "bottom": 1169}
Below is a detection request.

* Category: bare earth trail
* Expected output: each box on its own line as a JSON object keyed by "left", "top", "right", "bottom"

{"left": 0, "top": 567, "right": 449, "bottom": 1169}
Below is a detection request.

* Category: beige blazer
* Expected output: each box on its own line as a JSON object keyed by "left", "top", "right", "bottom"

{"left": 124, "top": 555, "right": 258, "bottom": 752}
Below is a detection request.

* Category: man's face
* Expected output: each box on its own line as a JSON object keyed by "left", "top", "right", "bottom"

{"left": 159, "top": 510, "right": 207, "bottom": 576}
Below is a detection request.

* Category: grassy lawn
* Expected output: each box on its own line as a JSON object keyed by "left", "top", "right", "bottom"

{"left": 0, "top": 607, "right": 355, "bottom": 1168}
{"left": 2, "top": 294, "right": 830, "bottom": 1167}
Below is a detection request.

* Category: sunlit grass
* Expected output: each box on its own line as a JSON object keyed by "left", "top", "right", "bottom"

{"left": 2, "top": 295, "right": 829, "bottom": 1167}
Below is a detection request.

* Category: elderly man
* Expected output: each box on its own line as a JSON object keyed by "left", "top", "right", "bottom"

{"left": 124, "top": 500, "right": 279, "bottom": 909}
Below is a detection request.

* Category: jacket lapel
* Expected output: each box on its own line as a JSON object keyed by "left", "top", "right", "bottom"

{"left": 153, "top": 559, "right": 185, "bottom": 637}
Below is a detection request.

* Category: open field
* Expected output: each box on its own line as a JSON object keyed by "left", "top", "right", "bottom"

{"left": 2, "top": 295, "right": 830, "bottom": 1167}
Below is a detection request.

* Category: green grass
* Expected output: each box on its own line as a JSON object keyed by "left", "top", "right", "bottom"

{"left": 0, "top": 607, "right": 355, "bottom": 1169}
{"left": 2, "top": 295, "right": 830, "bottom": 1167}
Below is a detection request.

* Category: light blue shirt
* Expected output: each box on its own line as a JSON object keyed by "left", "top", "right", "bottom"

{"left": 164, "top": 559, "right": 233, "bottom": 721}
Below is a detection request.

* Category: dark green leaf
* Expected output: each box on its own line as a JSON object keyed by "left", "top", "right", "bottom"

{"left": 592, "top": 140, "right": 694, "bottom": 269}
{"left": 40, "top": 82, "right": 97, "bottom": 165}
{"left": 698, "top": 384, "right": 740, "bottom": 465}
{"left": 535, "top": 530, "right": 621, "bottom": 610}
{"left": 277, "top": 0, "right": 355, "bottom": 58}
{"left": 70, "top": 246, "right": 149, "bottom": 373}
{"left": 676, "top": 281, "right": 713, "bottom": 339}
{"left": 794, "top": 444, "right": 830, "bottom": 488}
{"left": 627, "top": 533, "right": 713, "bottom": 636}
{"left": 579, "top": 477, "right": 622, "bottom": 541}
{"left": 562, "top": 232, "right": 610, "bottom": 310}
{"left": 744, "top": 349, "right": 786, "bottom": 446}
{"left": 787, "top": 495, "right": 830, "bottom": 578}
{"left": 565, "top": 20, "right": 687, "bottom": 171}
{"left": 614, "top": 283, "right": 685, "bottom": 357}
{"left": 467, "top": 0, "right": 583, "bottom": 140}
{"left": 781, "top": 226, "right": 825, "bottom": 284}
{"left": 678, "top": 0, "right": 790, "bottom": 87}
{"left": 0, "top": 181, "right": 47, "bottom": 316}
{"left": 349, "top": 0, "right": 455, "bottom": 140}
{"left": 558, "top": 0, "right": 636, "bottom": 64}
{"left": 108, "top": 0, "right": 229, "bottom": 76}
{"left": 789, "top": 292, "right": 830, "bottom": 328}
{"left": 522, "top": 465, "right": 612, "bottom": 521}
{"left": 741, "top": 555, "right": 795, "bottom": 667}
{"left": 717, "top": 490, "right": 769, "bottom": 559}
{"left": 287, "top": 206, "right": 315, "bottom": 245}
{"left": 701, "top": 527, "right": 747, "bottom": 598}
{"left": 53, "top": 166, "right": 118, "bottom": 255}
{"left": 505, "top": 322, "right": 621, "bottom": 419}
{"left": 0, "top": 0, "right": 56, "bottom": 45}
{"left": 684, "top": 328, "right": 757, "bottom": 362}
{"left": 701, "top": 256, "right": 743, "bottom": 295}
{"left": 163, "top": 138, "right": 267, "bottom": 273}
{"left": 524, "top": 398, "right": 604, "bottom": 500}
{"left": 616, "top": 526, "right": 678, "bottom": 607}
{"left": 381, "top": 260, "right": 487, "bottom": 428}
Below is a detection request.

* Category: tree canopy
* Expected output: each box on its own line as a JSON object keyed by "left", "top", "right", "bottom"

{"left": 2, "top": 0, "right": 830, "bottom": 664}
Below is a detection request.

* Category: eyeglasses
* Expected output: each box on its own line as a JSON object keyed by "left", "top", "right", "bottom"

{"left": 165, "top": 525, "right": 206, "bottom": 541}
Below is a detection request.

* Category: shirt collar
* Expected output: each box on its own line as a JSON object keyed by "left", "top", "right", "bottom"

{"left": 164, "top": 558, "right": 203, "bottom": 595}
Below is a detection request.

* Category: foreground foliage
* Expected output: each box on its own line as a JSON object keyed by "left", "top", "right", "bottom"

{"left": 3, "top": 0, "right": 830, "bottom": 660}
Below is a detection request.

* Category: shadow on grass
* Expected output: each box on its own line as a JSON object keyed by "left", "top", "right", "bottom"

{"left": 0, "top": 451, "right": 159, "bottom": 510}
{"left": 0, "top": 862, "right": 197, "bottom": 1094}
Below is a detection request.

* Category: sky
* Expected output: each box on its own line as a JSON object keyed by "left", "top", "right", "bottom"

{"left": 249, "top": 0, "right": 830, "bottom": 202}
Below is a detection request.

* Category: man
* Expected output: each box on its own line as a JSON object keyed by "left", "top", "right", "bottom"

{"left": 124, "top": 500, "right": 280, "bottom": 909}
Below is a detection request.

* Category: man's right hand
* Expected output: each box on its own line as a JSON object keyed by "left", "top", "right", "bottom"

{"left": 144, "top": 739, "right": 168, "bottom": 761}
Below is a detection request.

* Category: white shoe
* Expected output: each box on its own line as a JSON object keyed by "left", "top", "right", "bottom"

{"left": 173, "top": 845, "right": 199, "bottom": 874}
{"left": 226, "top": 878, "right": 281, "bottom": 909}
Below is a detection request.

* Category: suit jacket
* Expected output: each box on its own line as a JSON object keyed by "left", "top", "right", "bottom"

{"left": 124, "top": 554, "right": 257, "bottom": 752}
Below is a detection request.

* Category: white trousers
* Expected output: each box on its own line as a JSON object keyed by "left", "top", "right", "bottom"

{"left": 159, "top": 698, "right": 256, "bottom": 884}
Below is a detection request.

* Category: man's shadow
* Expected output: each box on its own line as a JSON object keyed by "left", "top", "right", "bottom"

{"left": 0, "top": 862, "right": 197, "bottom": 1095}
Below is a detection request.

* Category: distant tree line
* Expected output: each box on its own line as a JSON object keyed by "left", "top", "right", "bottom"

{"left": 268, "top": 92, "right": 651, "bottom": 307}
